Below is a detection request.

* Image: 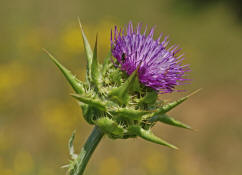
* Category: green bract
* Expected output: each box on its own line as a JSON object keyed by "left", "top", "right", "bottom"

{"left": 45, "top": 22, "right": 199, "bottom": 150}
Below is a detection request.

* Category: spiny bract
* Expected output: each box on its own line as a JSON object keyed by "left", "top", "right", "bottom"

{"left": 45, "top": 21, "right": 196, "bottom": 150}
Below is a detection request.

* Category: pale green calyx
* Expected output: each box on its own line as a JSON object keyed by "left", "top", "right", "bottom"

{"left": 44, "top": 23, "right": 199, "bottom": 151}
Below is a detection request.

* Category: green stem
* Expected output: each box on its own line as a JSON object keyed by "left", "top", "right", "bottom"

{"left": 72, "top": 126, "right": 104, "bottom": 175}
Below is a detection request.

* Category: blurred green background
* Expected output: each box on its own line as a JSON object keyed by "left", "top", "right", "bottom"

{"left": 1, "top": 0, "right": 242, "bottom": 175}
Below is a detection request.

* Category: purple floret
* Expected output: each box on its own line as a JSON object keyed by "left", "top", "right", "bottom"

{"left": 111, "top": 22, "right": 190, "bottom": 93}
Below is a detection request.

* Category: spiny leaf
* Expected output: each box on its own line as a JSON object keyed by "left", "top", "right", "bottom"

{"left": 79, "top": 104, "right": 95, "bottom": 124}
{"left": 128, "top": 126, "right": 178, "bottom": 149}
{"left": 71, "top": 93, "right": 106, "bottom": 111}
{"left": 68, "top": 130, "right": 78, "bottom": 159}
{"left": 138, "top": 91, "right": 158, "bottom": 105}
{"left": 108, "top": 68, "right": 138, "bottom": 105}
{"left": 150, "top": 114, "right": 192, "bottom": 130}
{"left": 110, "top": 108, "right": 149, "bottom": 120}
{"left": 43, "top": 49, "right": 84, "bottom": 94}
{"left": 78, "top": 18, "right": 93, "bottom": 82}
{"left": 102, "top": 51, "right": 111, "bottom": 77}
{"left": 90, "top": 34, "right": 101, "bottom": 90}
{"left": 95, "top": 117, "right": 125, "bottom": 138}
{"left": 132, "top": 76, "right": 141, "bottom": 92}
{"left": 154, "top": 89, "right": 201, "bottom": 115}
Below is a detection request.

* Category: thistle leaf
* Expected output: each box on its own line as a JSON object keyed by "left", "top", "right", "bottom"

{"left": 108, "top": 68, "right": 138, "bottom": 105}
{"left": 110, "top": 108, "right": 149, "bottom": 120}
{"left": 95, "top": 117, "right": 125, "bottom": 138}
{"left": 43, "top": 49, "right": 84, "bottom": 94}
{"left": 102, "top": 51, "right": 111, "bottom": 77}
{"left": 150, "top": 114, "right": 192, "bottom": 130}
{"left": 138, "top": 91, "right": 158, "bottom": 105}
{"left": 90, "top": 34, "right": 100, "bottom": 90}
{"left": 128, "top": 126, "right": 178, "bottom": 149}
{"left": 154, "top": 89, "right": 201, "bottom": 115}
{"left": 132, "top": 76, "right": 141, "bottom": 92}
{"left": 80, "top": 104, "right": 95, "bottom": 124}
{"left": 68, "top": 130, "right": 78, "bottom": 159}
{"left": 78, "top": 18, "right": 93, "bottom": 82}
{"left": 71, "top": 93, "right": 106, "bottom": 111}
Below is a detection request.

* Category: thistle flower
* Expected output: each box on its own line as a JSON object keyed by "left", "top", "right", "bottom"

{"left": 45, "top": 20, "right": 198, "bottom": 175}
{"left": 111, "top": 22, "right": 190, "bottom": 93}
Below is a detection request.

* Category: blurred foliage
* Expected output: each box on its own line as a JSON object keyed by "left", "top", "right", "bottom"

{"left": 0, "top": 0, "right": 242, "bottom": 175}
{"left": 172, "top": 0, "right": 242, "bottom": 21}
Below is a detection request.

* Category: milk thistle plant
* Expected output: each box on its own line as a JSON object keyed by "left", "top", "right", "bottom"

{"left": 45, "top": 21, "right": 199, "bottom": 175}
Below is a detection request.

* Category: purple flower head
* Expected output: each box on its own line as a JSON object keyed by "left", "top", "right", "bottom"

{"left": 111, "top": 22, "right": 190, "bottom": 93}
